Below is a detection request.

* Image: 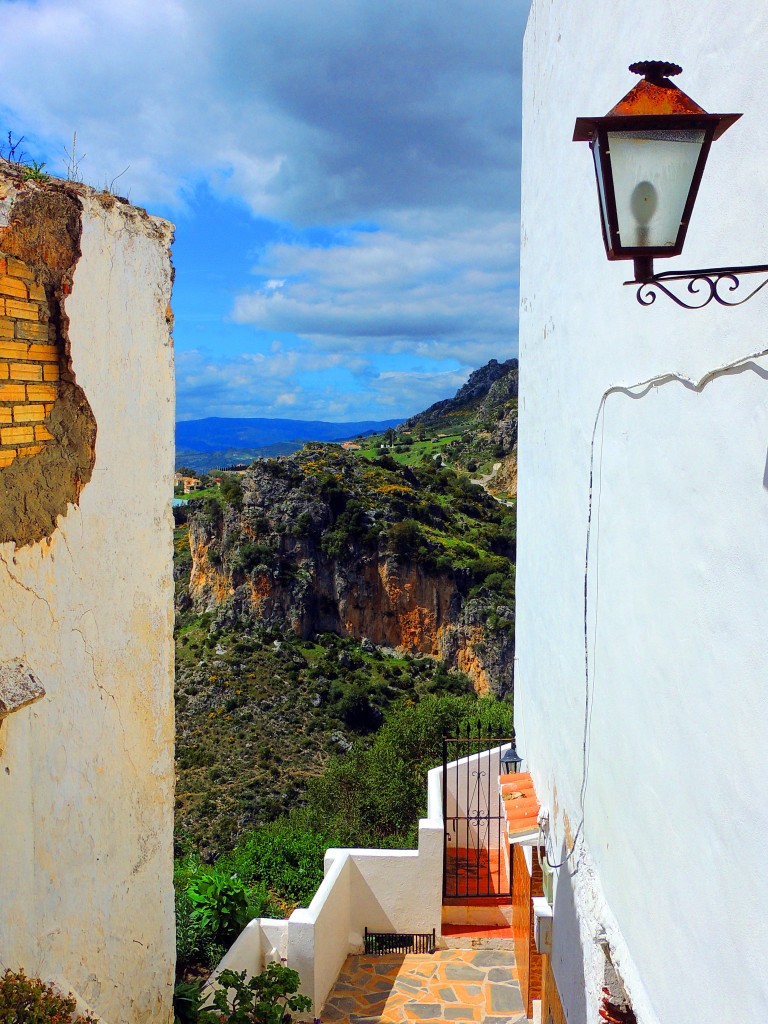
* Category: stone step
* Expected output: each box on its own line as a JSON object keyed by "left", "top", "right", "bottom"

{"left": 442, "top": 902, "right": 513, "bottom": 927}
{"left": 438, "top": 934, "right": 517, "bottom": 951}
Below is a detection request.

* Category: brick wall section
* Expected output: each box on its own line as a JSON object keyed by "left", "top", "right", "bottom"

{"left": 542, "top": 955, "right": 568, "bottom": 1024}
{"left": 511, "top": 842, "right": 545, "bottom": 1018}
{"left": 0, "top": 256, "right": 59, "bottom": 468}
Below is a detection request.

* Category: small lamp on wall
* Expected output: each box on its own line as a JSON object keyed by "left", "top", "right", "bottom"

{"left": 573, "top": 62, "right": 768, "bottom": 308}
{"left": 501, "top": 734, "right": 522, "bottom": 775}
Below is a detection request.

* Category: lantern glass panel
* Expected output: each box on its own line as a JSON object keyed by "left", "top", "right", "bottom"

{"left": 592, "top": 135, "right": 611, "bottom": 242}
{"left": 607, "top": 128, "right": 706, "bottom": 249}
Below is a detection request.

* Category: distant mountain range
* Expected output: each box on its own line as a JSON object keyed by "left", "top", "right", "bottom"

{"left": 175, "top": 416, "right": 403, "bottom": 472}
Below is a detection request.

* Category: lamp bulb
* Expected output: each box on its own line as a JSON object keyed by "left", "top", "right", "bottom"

{"left": 631, "top": 180, "right": 658, "bottom": 226}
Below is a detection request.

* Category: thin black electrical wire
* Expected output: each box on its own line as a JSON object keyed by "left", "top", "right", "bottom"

{"left": 543, "top": 346, "right": 768, "bottom": 872}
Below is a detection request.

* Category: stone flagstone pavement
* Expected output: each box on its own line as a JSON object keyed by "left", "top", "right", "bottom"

{"left": 320, "top": 949, "right": 528, "bottom": 1024}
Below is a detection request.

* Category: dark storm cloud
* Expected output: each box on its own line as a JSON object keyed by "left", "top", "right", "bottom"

{"left": 0, "top": 0, "right": 525, "bottom": 222}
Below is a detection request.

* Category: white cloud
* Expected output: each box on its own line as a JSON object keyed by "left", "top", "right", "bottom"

{"left": 175, "top": 345, "right": 485, "bottom": 422}
{"left": 231, "top": 215, "right": 519, "bottom": 350}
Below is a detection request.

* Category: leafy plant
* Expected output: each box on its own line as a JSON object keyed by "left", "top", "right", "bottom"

{"left": 21, "top": 160, "right": 48, "bottom": 182}
{"left": 187, "top": 869, "right": 250, "bottom": 944}
{"left": 174, "top": 978, "right": 208, "bottom": 1024}
{"left": 0, "top": 969, "right": 98, "bottom": 1024}
{"left": 175, "top": 884, "right": 208, "bottom": 973}
{"left": 201, "top": 964, "right": 311, "bottom": 1024}
{"left": 221, "top": 818, "right": 329, "bottom": 909}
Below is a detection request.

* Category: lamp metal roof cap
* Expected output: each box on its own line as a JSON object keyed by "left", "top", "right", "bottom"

{"left": 573, "top": 61, "right": 741, "bottom": 142}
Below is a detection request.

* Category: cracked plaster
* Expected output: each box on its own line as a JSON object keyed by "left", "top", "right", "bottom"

{"left": 0, "top": 168, "right": 176, "bottom": 1024}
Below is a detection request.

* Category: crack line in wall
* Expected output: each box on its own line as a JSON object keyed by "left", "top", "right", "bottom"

{"left": 545, "top": 346, "right": 768, "bottom": 873}
{"left": 0, "top": 547, "right": 56, "bottom": 627}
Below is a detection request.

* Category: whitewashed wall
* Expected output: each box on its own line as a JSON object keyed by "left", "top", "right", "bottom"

{"left": 516, "top": 4, "right": 768, "bottom": 1023}
{"left": 0, "top": 191, "right": 175, "bottom": 1023}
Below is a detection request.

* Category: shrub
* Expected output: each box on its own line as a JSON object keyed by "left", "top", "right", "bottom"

{"left": 201, "top": 963, "right": 311, "bottom": 1024}
{"left": 220, "top": 819, "right": 329, "bottom": 909}
{"left": 235, "top": 542, "right": 276, "bottom": 572}
{"left": 304, "top": 694, "right": 513, "bottom": 847}
{"left": 387, "top": 519, "right": 422, "bottom": 558}
{"left": 175, "top": 886, "right": 208, "bottom": 972}
{"left": 187, "top": 869, "right": 250, "bottom": 945}
{"left": 173, "top": 978, "right": 208, "bottom": 1024}
{"left": 201, "top": 496, "right": 222, "bottom": 526}
{"left": 0, "top": 969, "right": 98, "bottom": 1024}
{"left": 220, "top": 475, "right": 244, "bottom": 510}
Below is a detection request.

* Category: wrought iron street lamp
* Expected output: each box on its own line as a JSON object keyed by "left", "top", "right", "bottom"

{"left": 501, "top": 734, "right": 522, "bottom": 775}
{"left": 573, "top": 62, "right": 768, "bottom": 308}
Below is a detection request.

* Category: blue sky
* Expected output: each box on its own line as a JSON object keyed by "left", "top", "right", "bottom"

{"left": 0, "top": 0, "right": 528, "bottom": 422}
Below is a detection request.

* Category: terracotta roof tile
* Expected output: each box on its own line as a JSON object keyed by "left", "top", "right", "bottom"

{"left": 500, "top": 771, "right": 540, "bottom": 839}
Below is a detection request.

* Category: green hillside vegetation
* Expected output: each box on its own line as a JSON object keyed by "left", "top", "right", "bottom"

{"left": 350, "top": 358, "right": 518, "bottom": 483}
{"left": 174, "top": 589, "right": 476, "bottom": 853}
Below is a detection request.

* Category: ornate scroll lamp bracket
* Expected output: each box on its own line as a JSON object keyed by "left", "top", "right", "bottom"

{"left": 627, "top": 264, "right": 768, "bottom": 309}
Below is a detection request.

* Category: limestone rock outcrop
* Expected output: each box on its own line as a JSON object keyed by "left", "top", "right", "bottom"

{"left": 186, "top": 448, "right": 515, "bottom": 697}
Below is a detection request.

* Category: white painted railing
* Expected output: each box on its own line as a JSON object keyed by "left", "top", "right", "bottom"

{"left": 208, "top": 744, "right": 510, "bottom": 1012}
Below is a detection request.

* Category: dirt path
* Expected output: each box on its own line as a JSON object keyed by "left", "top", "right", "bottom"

{"left": 470, "top": 462, "right": 501, "bottom": 489}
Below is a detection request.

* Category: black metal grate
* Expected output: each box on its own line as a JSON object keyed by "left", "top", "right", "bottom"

{"left": 364, "top": 928, "right": 436, "bottom": 955}
{"left": 442, "top": 726, "right": 515, "bottom": 900}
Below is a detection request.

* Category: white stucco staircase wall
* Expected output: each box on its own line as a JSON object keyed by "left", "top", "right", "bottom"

{"left": 210, "top": 745, "right": 511, "bottom": 1012}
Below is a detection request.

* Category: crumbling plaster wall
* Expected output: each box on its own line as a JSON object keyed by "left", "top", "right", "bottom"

{"left": 0, "top": 169, "right": 175, "bottom": 1024}
{"left": 516, "top": 4, "right": 768, "bottom": 1024}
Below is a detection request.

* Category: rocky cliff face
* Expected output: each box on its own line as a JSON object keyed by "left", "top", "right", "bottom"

{"left": 185, "top": 447, "right": 515, "bottom": 697}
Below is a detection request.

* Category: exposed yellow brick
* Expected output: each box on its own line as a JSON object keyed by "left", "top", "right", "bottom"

{"left": 5, "top": 298, "right": 40, "bottom": 321}
{"left": 0, "top": 383, "right": 25, "bottom": 401}
{"left": 0, "top": 259, "right": 6, "bottom": 275}
{"left": 17, "top": 444, "right": 44, "bottom": 458}
{"left": 10, "top": 363, "right": 42, "bottom": 382}
{"left": 15, "top": 321, "right": 49, "bottom": 342}
{"left": 26, "top": 383, "right": 57, "bottom": 402}
{"left": 27, "top": 344, "right": 58, "bottom": 362}
{"left": 27, "top": 281, "right": 46, "bottom": 302}
{"left": 0, "top": 363, "right": 7, "bottom": 380}
{"left": 34, "top": 424, "right": 54, "bottom": 442}
{"left": 43, "top": 364, "right": 60, "bottom": 382}
{"left": 0, "top": 450, "right": 17, "bottom": 468}
{"left": 1, "top": 425, "right": 33, "bottom": 445}
{"left": 0, "top": 275, "right": 28, "bottom": 299}
{"left": 0, "top": 318, "right": 14, "bottom": 340}
{"left": 13, "top": 404, "right": 46, "bottom": 423}
{"left": 0, "top": 409, "right": 11, "bottom": 424}
{"left": 0, "top": 340, "right": 28, "bottom": 360}
{"left": 6, "top": 258, "right": 34, "bottom": 281}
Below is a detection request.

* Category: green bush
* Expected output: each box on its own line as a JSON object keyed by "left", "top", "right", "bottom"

{"left": 220, "top": 819, "right": 329, "bottom": 909}
{"left": 220, "top": 475, "right": 244, "bottom": 510}
{"left": 175, "top": 886, "right": 208, "bottom": 972}
{"left": 387, "top": 519, "right": 423, "bottom": 558}
{"left": 235, "top": 541, "right": 277, "bottom": 572}
{"left": 200, "top": 964, "right": 311, "bottom": 1024}
{"left": 0, "top": 969, "right": 98, "bottom": 1024}
{"left": 173, "top": 978, "right": 208, "bottom": 1024}
{"left": 188, "top": 869, "right": 250, "bottom": 945}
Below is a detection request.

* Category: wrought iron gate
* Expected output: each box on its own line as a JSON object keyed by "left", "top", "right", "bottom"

{"left": 442, "top": 729, "right": 513, "bottom": 900}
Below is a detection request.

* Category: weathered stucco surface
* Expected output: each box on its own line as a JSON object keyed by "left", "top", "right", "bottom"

{"left": 0, "top": 170, "right": 175, "bottom": 1024}
{"left": 516, "top": 5, "right": 768, "bottom": 1024}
